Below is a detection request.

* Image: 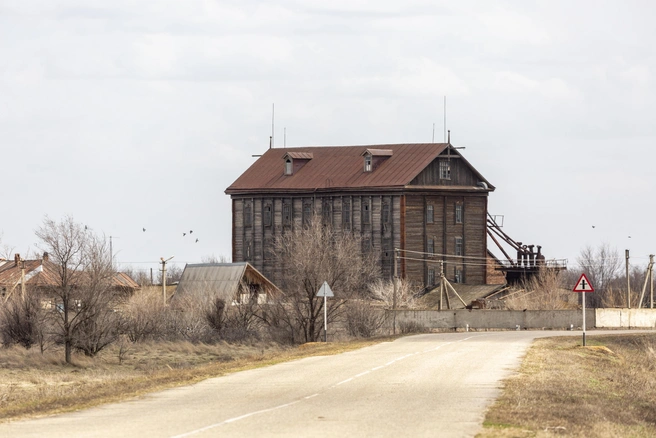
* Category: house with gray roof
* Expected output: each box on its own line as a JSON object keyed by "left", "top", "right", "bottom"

{"left": 174, "top": 262, "right": 281, "bottom": 305}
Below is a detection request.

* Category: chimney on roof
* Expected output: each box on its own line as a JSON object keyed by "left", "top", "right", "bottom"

{"left": 14, "top": 253, "right": 20, "bottom": 266}
{"left": 43, "top": 252, "right": 49, "bottom": 262}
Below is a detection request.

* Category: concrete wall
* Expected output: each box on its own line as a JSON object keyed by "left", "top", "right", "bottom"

{"left": 389, "top": 309, "right": 594, "bottom": 331}
{"left": 595, "top": 308, "right": 656, "bottom": 328}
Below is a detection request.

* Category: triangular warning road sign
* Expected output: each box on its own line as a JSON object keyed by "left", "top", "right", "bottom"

{"left": 573, "top": 273, "right": 594, "bottom": 293}
{"left": 316, "top": 281, "right": 334, "bottom": 297}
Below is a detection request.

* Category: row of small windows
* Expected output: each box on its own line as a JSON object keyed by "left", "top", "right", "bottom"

{"left": 243, "top": 199, "right": 389, "bottom": 228}
{"left": 427, "top": 267, "right": 463, "bottom": 286}
{"left": 426, "top": 203, "right": 463, "bottom": 224}
{"left": 426, "top": 236, "right": 463, "bottom": 256}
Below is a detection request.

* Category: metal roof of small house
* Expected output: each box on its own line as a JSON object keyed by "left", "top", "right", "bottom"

{"left": 226, "top": 143, "right": 493, "bottom": 194}
{"left": 175, "top": 262, "right": 281, "bottom": 302}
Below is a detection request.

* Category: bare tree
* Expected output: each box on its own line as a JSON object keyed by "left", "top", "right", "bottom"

{"left": 35, "top": 216, "right": 119, "bottom": 363}
{"left": 576, "top": 244, "right": 623, "bottom": 307}
{"left": 201, "top": 254, "right": 230, "bottom": 263}
{"left": 267, "top": 219, "right": 380, "bottom": 343}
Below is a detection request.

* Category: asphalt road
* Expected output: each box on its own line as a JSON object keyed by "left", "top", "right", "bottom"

{"left": 0, "top": 331, "right": 628, "bottom": 437}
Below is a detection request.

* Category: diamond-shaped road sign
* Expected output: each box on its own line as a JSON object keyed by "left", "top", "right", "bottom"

{"left": 316, "top": 281, "right": 334, "bottom": 297}
{"left": 573, "top": 273, "right": 595, "bottom": 293}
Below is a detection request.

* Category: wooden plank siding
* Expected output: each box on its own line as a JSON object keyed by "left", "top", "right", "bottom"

{"left": 229, "top": 151, "right": 492, "bottom": 289}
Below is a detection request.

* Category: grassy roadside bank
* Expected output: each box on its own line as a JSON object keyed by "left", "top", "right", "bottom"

{"left": 0, "top": 337, "right": 391, "bottom": 422}
{"left": 478, "top": 333, "right": 656, "bottom": 438}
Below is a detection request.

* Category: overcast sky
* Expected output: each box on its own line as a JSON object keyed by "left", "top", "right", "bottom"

{"left": 2, "top": 0, "right": 655, "bottom": 276}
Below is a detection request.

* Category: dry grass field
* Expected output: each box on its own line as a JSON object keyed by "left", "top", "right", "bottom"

{"left": 0, "top": 338, "right": 386, "bottom": 422}
{"left": 479, "top": 333, "right": 656, "bottom": 438}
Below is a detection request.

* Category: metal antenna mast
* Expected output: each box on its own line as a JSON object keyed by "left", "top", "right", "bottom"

{"left": 443, "top": 96, "right": 447, "bottom": 142}
{"left": 271, "top": 103, "right": 275, "bottom": 149}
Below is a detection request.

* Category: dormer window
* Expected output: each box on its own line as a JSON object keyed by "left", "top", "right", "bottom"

{"left": 439, "top": 160, "right": 451, "bottom": 180}
{"left": 361, "top": 148, "right": 392, "bottom": 173}
{"left": 282, "top": 152, "right": 312, "bottom": 176}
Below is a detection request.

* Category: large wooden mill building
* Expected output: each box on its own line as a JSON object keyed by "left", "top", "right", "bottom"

{"left": 225, "top": 143, "right": 496, "bottom": 289}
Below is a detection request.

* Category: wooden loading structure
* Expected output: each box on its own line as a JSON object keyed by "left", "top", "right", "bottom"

{"left": 487, "top": 214, "right": 567, "bottom": 284}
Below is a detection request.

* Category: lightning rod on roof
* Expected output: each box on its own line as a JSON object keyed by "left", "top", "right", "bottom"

{"left": 270, "top": 103, "right": 275, "bottom": 149}
{"left": 443, "top": 96, "right": 447, "bottom": 143}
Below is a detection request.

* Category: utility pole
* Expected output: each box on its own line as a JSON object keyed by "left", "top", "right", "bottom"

{"left": 625, "top": 249, "right": 631, "bottom": 308}
{"left": 393, "top": 248, "right": 399, "bottom": 335}
{"left": 161, "top": 256, "right": 174, "bottom": 306}
{"left": 638, "top": 254, "right": 654, "bottom": 309}
{"left": 20, "top": 257, "right": 25, "bottom": 299}
{"left": 439, "top": 261, "right": 444, "bottom": 310}
{"left": 651, "top": 254, "right": 654, "bottom": 309}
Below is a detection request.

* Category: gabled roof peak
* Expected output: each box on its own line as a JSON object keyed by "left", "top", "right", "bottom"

{"left": 362, "top": 148, "right": 393, "bottom": 157}
{"left": 283, "top": 152, "right": 313, "bottom": 160}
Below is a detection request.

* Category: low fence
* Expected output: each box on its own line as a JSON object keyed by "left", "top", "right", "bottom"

{"left": 386, "top": 308, "right": 656, "bottom": 331}
{"left": 596, "top": 309, "right": 656, "bottom": 328}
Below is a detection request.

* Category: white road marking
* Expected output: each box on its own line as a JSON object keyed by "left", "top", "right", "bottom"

{"left": 171, "top": 334, "right": 489, "bottom": 437}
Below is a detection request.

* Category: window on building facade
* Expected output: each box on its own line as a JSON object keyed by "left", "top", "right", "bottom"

{"left": 264, "top": 238, "right": 274, "bottom": 261}
{"left": 455, "top": 204, "right": 463, "bottom": 224}
{"left": 426, "top": 204, "right": 434, "bottom": 224}
{"left": 263, "top": 204, "right": 272, "bottom": 227}
{"left": 455, "top": 237, "right": 463, "bottom": 256}
{"left": 244, "top": 203, "right": 252, "bottom": 227}
{"left": 285, "top": 159, "right": 292, "bottom": 175}
{"left": 303, "top": 202, "right": 312, "bottom": 226}
{"left": 427, "top": 238, "right": 434, "bottom": 255}
{"left": 362, "top": 200, "right": 370, "bottom": 224}
{"left": 245, "top": 240, "right": 252, "bottom": 260}
{"left": 342, "top": 199, "right": 351, "bottom": 229}
{"left": 283, "top": 202, "right": 292, "bottom": 226}
{"left": 439, "top": 160, "right": 451, "bottom": 180}
{"left": 455, "top": 268, "right": 463, "bottom": 284}
{"left": 364, "top": 155, "right": 372, "bottom": 172}
{"left": 428, "top": 268, "right": 435, "bottom": 286}
{"left": 322, "top": 200, "right": 332, "bottom": 226}
{"left": 382, "top": 202, "right": 390, "bottom": 224}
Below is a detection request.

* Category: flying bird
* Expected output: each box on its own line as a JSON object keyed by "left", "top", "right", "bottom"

{"left": 190, "top": 230, "right": 193, "bottom": 234}
{"left": 183, "top": 232, "right": 186, "bottom": 237}
{"left": 591, "top": 225, "right": 595, "bottom": 229}
{"left": 142, "top": 228, "right": 146, "bottom": 232}
{"left": 195, "top": 238, "right": 199, "bottom": 243}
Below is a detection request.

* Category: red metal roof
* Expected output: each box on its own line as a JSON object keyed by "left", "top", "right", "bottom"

{"left": 227, "top": 143, "right": 460, "bottom": 194}
{"left": 0, "top": 259, "right": 140, "bottom": 290}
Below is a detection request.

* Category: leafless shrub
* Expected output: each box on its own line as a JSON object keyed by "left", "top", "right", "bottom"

{"left": 504, "top": 268, "right": 574, "bottom": 310}
{"left": 205, "top": 298, "right": 226, "bottom": 332}
{"left": 344, "top": 301, "right": 387, "bottom": 338}
{"left": 164, "top": 294, "right": 213, "bottom": 343}
{"left": 120, "top": 288, "right": 166, "bottom": 342}
{"left": 368, "top": 278, "right": 419, "bottom": 309}
{"left": 398, "top": 320, "right": 425, "bottom": 334}
{"left": 0, "top": 292, "right": 46, "bottom": 349}
{"left": 116, "top": 335, "right": 131, "bottom": 365}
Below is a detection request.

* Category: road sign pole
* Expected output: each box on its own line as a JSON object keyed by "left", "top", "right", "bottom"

{"left": 582, "top": 291, "right": 586, "bottom": 346}
{"left": 573, "top": 273, "right": 594, "bottom": 347}
{"left": 324, "top": 294, "right": 327, "bottom": 342}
